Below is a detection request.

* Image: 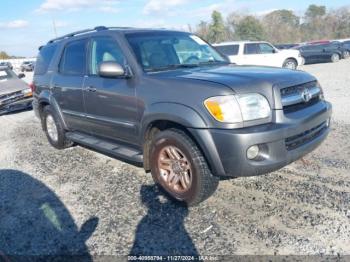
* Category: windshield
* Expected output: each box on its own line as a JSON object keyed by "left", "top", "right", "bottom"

{"left": 0, "top": 69, "right": 16, "bottom": 83}
{"left": 126, "top": 32, "right": 227, "bottom": 72}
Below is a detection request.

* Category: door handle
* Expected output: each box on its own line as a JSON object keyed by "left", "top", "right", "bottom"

{"left": 86, "top": 86, "right": 97, "bottom": 92}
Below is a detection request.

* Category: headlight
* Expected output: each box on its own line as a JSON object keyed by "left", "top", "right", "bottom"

{"left": 21, "top": 88, "right": 32, "bottom": 97}
{"left": 204, "top": 94, "right": 271, "bottom": 123}
{"left": 236, "top": 94, "right": 271, "bottom": 121}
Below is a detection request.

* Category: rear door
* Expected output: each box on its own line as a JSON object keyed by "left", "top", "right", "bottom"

{"left": 83, "top": 35, "right": 138, "bottom": 144}
{"left": 51, "top": 38, "right": 89, "bottom": 131}
{"left": 242, "top": 43, "right": 262, "bottom": 65}
{"left": 300, "top": 46, "right": 315, "bottom": 63}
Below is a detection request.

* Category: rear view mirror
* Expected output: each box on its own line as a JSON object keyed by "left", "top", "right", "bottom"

{"left": 98, "top": 62, "right": 125, "bottom": 78}
{"left": 18, "top": 73, "right": 25, "bottom": 79}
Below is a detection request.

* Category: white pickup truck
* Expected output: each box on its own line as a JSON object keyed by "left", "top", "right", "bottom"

{"left": 213, "top": 41, "right": 303, "bottom": 70}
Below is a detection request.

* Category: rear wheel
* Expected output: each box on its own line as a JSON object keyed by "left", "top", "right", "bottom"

{"left": 343, "top": 50, "right": 350, "bottom": 59}
{"left": 42, "top": 105, "right": 73, "bottom": 149}
{"left": 283, "top": 59, "right": 297, "bottom": 70}
{"left": 331, "top": 53, "right": 340, "bottom": 63}
{"left": 150, "top": 129, "right": 219, "bottom": 206}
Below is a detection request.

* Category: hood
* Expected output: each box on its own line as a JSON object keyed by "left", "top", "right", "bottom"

{"left": 153, "top": 64, "right": 316, "bottom": 91}
{"left": 151, "top": 64, "right": 316, "bottom": 109}
{"left": 0, "top": 79, "right": 29, "bottom": 96}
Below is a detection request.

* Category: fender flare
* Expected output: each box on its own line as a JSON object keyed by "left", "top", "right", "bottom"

{"left": 140, "top": 102, "right": 208, "bottom": 140}
{"left": 37, "top": 91, "right": 68, "bottom": 130}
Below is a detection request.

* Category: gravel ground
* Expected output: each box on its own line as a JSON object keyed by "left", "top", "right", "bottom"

{"left": 0, "top": 60, "right": 349, "bottom": 258}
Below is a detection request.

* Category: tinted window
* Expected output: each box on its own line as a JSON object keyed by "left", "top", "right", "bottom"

{"left": 244, "top": 44, "right": 259, "bottom": 55}
{"left": 215, "top": 45, "right": 239, "bottom": 56}
{"left": 259, "top": 43, "right": 275, "bottom": 54}
{"left": 35, "top": 44, "right": 57, "bottom": 75}
{"left": 126, "top": 33, "right": 226, "bottom": 71}
{"left": 59, "top": 39, "right": 87, "bottom": 75}
{"left": 90, "top": 37, "right": 126, "bottom": 75}
{"left": 302, "top": 46, "right": 316, "bottom": 51}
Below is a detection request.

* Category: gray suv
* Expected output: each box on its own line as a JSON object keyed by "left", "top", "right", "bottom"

{"left": 33, "top": 26, "right": 332, "bottom": 205}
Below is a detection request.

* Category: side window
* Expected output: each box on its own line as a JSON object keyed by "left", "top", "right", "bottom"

{"left": 215, "top": 45, "right": 239, "bottom": 56}
{"left": 259, "top": 43, "right": 275, "bottom": 54}
{"left": 244, "top": 44, "right": 259, "bottom": 55}
{"left": 35, "top": 44, "right": 57, "bottom": 75}
{"left": 59, "top": 39, "right": 87, "bottom": 76}
{"left": 90, "top": 37, "right": 126, "bottom": 75}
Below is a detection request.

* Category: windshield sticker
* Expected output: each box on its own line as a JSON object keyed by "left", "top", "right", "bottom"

{"left": 190, "top": 35, "right": 208, "bottom": 46}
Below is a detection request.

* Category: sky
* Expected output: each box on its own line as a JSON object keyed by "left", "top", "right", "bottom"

{"left": 0, "top": 0, "right": 349, "bottom": 57}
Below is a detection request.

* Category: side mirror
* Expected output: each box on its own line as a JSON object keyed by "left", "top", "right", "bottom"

{"left": 18, "top": 73, "right": 25, "bottom": 79}
{"left": 98, "top": 61, "right": 125, "bottom": 78}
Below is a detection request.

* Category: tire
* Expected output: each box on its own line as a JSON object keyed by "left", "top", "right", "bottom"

{"left": 343, "top": 50, "right": 350, "bottom": 59}
{"left": 331, "top": 53, "right": 340, "bottom": 63}
{"left": 42, "top": 105, "right": 73, "bottom": 149}
{"left": 282, "top": 59, "right": 297, "bottom": 70}
{"left": 150, "top": 129, "right": 219, "bottom": 206}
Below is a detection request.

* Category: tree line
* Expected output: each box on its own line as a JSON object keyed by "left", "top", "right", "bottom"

{"left": 0, "top": 51, "right": 24, "bottom": 60}
{"left": 194, "top": 5, "right": 350, "bottom": 44}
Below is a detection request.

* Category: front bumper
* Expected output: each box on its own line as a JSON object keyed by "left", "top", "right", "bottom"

{"left": 0, "top": 97, "right": 33, "bottom": 115}
{"left": 189, "top": 101, "right": 332, "bottom": 177}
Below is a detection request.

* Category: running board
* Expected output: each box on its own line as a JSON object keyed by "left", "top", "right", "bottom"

{"left": 66, "top": 132, "right": 143, "bottom": 165}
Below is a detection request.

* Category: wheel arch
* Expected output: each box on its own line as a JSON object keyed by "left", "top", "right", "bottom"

{"left": 140, "top": 103, "right": 223, "bottom": 175}
{"left": 283, "top": 57, "right": 298, "bottom": 67}
{"left": 37, "top": 91, "right": 68, "bottom": 130}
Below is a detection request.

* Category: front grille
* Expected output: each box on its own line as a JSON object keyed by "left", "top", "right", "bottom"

{"left": 280, "top": 81, "right": 321, "bottom": 113}
{"left": 285, "top": 121, "right": 328, "bottom": 151}
{"left": 0, "top": 91, "right": 24, "bottom": 105}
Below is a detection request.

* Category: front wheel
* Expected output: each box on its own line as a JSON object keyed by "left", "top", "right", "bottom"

{"left": 150, "top": 129, "right": 219, "bottom": 206}
{"left": 283, "top": 59, "right": 297, "bottom": 70}
{"left": 343, "top": 51, "right": 350, "bottom": 59}
{"left": 331, "top": 53, "right": 340, "bottom": 63}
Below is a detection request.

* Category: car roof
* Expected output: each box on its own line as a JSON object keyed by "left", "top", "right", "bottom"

{"left": 43, "top": 26, "right": 189, "bottom": 47}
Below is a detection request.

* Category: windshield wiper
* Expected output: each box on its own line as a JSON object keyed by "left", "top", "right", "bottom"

{"left": 147, "top": 64, "right": 199, "bottom": 72}
{"left": 198, "top": 60, "right": 229, "bottom": 66}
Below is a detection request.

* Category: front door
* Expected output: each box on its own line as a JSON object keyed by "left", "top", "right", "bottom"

{"left": 83, "top": 36, "right": 138, "bottom": 144}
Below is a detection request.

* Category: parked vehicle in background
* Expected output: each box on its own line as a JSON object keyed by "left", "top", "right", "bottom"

{"left": 33, "top": 27, "right": 331, "bottom": 205}
{"left": 308, "top": 40, "right": 331, "bottom": 45}
{"left": 20, "top": 61, "right": 35, "bottom": 72}
{"left": 331, "top": 41, "right": 350, "bottom": 59}
{"left": 0, "top": 67, "right": 33, "bottom": 115}
{"left": 0, "top": 62, "right": 13, "bottom": 70}
{"left": 274, "top": 44, "right": 299, "bottom": 50}
{"left": 295, "top": 43, "right": 343, "bottom": 64}
{"left": 213, "top": 41, "right": 303, "bottom": 70}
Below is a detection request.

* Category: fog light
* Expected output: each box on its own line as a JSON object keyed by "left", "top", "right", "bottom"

{"left": 247, "top": 145, "right": 259, "bottom": 160}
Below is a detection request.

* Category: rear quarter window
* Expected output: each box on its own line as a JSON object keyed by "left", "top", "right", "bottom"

{"left": 35, "top": 44, "right": 58, "bottom": 75}
{"left": 215, "top": 45, "right": 239, "bottom": 56}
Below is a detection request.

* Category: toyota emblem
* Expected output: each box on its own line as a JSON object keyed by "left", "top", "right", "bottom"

{"left": 300, "top": 88, "right": 312, "bottom": 103}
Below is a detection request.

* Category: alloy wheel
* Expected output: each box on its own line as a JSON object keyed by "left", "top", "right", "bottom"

{"left": 157, "top": 146, "right": 192, "bottom": 194}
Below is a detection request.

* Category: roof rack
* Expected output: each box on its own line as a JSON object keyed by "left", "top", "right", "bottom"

{"left": 47, "top": 26, "right": 109, "bottom": 44}
{"left": 47, "top": 26, "right": 138, "bottom": 44}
